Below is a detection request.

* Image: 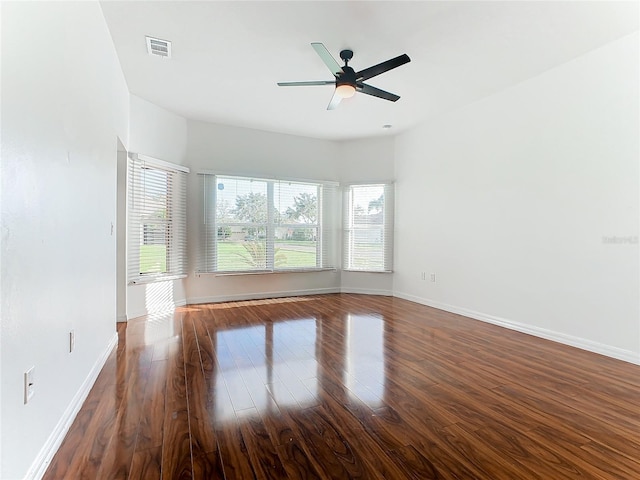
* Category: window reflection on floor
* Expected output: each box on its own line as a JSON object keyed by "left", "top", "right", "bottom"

{"left": 273, "top": 319, "right": 319, "bottom": 403}
{"left": 142, "top": 311, "right": 176, "bottom": 345}
{"left": 346, "top": 314, "right": 385, "bottom": 406}
{"left": 214, "top": 318, "right": 318, "bottom": 421}
{"left": 144, "top": 280, "right": 175, "bottom": 314}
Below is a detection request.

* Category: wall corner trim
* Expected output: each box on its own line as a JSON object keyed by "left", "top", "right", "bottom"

{"left": 24, "top": 332, "right": 119, "bottom": 480}
{"left": 393, "top": 291, "right": 640, "bottom": 366}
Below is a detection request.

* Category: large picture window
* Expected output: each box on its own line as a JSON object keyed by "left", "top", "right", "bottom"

{"left": 344, "top": 183, "right": 394, "bottom": 272}
{"left": 127, "top": 154, "right": 189, "bottom": 283}
{"left": 199, "top": 174, "right": 338, "bottom": 273}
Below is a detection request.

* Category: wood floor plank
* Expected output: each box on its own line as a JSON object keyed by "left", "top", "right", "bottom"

{"left": 206, "top": 322, "right": 261, "bottom": 479}
{"left": 43, "top": 294, "right": 640, "bottom": 480}
{"left": 387, "top": 444, "right": 447, "bottom": 480}
{"left": 95, "top": 329, "right": 155, "bottom": 478}
{"left": 579, "top": 440, "right": 640, "bottom": 479}
{"left": 216, "top": 420, "right": 259, "bottom": 480}
{"left": 274, "top": 439, "right": 322, "bottom": 480}
{"left": 183, "top": 316, "right": 217, "bottom": 453}
{"left": 129, "top": 446, "right": 162, "bottom": 480}
{"left": 470, "top": 425, "right": 584, "bottom": 480}
{"left": 239, "top": 413, "right": 289, "bottom": 479}
{"left": 75, "top": 392, "right": 119, "bottom": 479}
{"left": 494, "top": 383, "right": 640, "bottom": 461}
{"left": 191, "top": 450, "right": 226, "bottom": 480}
{"left": 309, "top": 393, "right": 415, "bottom": 480}
{"left": 94, "top": 361, "right": 152, "bottom": 479}
{"left": 161, "top": 318, "right": 193, "bottom": 480}
{"left": 135, "top": 359, "right": 168, "bottom": 452}
{"left": 287, "top": 405, "right": 376, "bottom": 479}
{"left": 440, "top": 423, "right": 535, "bottom": 480}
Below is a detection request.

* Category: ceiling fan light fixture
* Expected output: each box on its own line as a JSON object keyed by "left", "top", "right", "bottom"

{"left": 336, "top": 84, "right": 356, "bottom": 98}
{"left": 278, "top": 43, "right": 410, "bottom": 108}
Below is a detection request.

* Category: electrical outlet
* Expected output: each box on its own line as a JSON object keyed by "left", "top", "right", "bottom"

{"left": 69, "top": 330, "right": 75, "bottom": 353}
{"left": 24, "top": 367, "right": 35, "bottom": 404}
{"left": 421, "top": 272, "right": 426, "bottom": 281}
{"left": 430, "top": 273, "right": 436, "bottom": 282}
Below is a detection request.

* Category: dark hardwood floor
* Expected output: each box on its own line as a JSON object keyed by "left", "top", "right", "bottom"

{"left": 43, "top": 294, "right": 640, "bottom": 479}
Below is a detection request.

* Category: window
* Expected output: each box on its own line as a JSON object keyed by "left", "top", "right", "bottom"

{"left": 127, "top": 154, "right": 189, "bottom": 283}
{"left": 344, "top": 183, "right": 394, "bottom": 272}
{"left": 199, "top": 174, "right": 338, "bottom": 273}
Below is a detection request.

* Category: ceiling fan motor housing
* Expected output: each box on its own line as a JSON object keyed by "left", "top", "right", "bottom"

{"left": 337, "top": 66, "right": 357, "bottom": 88}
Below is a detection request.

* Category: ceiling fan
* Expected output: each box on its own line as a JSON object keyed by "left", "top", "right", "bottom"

{"left": 278, "top": 43, "right": 411, "bottom": 110}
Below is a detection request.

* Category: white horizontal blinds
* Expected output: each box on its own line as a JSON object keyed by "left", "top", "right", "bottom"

{"left": 168, "top": 167, "right": 188, "bottom": 275}
{"left": 200, "top": 174, "right": 217, "bottom": 273}
{"left": 382, "top": 183, "right": 394, "bottom": 271}
{"left": 274, "top": 180, "right": 320, "bottom": 270}
{"left": 344, "top": 183, "right": 394, "bottom": 272}
{"left": 127, "top": 155, "right": 188, "bottom": 283}
{"left": 319, "top": 182, "right": 340, "bottom": 269}
{"left": 199, "top": 173, "right": 338, "bottom": 273}
{"left": 213, "top": 175, "right": 269, "bottom": 272}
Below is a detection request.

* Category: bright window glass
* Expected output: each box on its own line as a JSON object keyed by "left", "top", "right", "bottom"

{"left": 344, "top": 183, "right": 394, "bottom": 272}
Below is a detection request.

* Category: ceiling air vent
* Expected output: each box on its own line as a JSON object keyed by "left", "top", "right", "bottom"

{"left": 146, "top": 36, "right": 171, "bottom": 58}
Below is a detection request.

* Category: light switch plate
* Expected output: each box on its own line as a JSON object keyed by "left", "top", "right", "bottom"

{"left": 24, "top": 367, "right": 35, "bottom": 404}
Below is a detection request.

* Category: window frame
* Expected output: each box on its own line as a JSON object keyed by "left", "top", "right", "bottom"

{"left": 199, "top": 173, "right": 338, "bottom": 275}
{"left": 127, "top": 153, "right": 189, "bottom": 285}
{"left": 343, "top": 182, "right": 394, "bottom": 273}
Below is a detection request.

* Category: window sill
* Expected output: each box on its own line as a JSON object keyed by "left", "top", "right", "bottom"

{"left": 128, "top": 274, "right": 188, "bottom": 286}
{"left": 342, "top": 269, "right": 393, "bottom": 274}
{"left": 195, "top": 268, "right": 337, "bottom": 277}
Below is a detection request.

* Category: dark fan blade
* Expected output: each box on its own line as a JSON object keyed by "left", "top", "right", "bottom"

{"left": 357, "top": 83, "right": 400, "bottom": 102}
{"left": 327, "top": 89, "right": 342, "bottom": 110}
{"left": 356, "top": 54, "right": 410, "bottom": 81}
{"left": 311, "top": 43, "right": 343, "bottom": 76}
{"left": 277, "top": 81, "right": 335, "bottom": 86}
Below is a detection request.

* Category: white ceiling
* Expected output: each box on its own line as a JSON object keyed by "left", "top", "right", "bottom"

{"left": 100, "top": 1, "right": 638, "bottom": 141}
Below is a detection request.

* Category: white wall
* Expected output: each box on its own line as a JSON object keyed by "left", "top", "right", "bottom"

{"left": 339, "top": 136, "right": 396, "bottom": 295}
{"left": 0, "top": 2, "right": 130, "bottom": 478}
{"left": 129, "top": 95, "right": 188, "bottom": 163}
{"left": 394, "top": 32, "right": 640, "bottom": 363}
{"left": 126, "top": 95, "right": 189, "bottom": 319}
{"left": 185, "top": 120, "right": 342, "bottom": 303}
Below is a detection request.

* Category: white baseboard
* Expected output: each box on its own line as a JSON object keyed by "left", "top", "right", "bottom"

{"left": 394, "top": 291, "right": 640, "bottom": 366}
{"left": 25, "top": 332, "right": 119, "bottom": 480}
{"left": 187, "top": 287, "right": 341, "bottom": 305}
{"left": 127, "top": 299, "right": 187, "bottom": 321}
{"left": 340, "top": 287, "right": 393, "bottom": 296}
{"left": 116, "top": 314, "right": 127, "bottom": 323}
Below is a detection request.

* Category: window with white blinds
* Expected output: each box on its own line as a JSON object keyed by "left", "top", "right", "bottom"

{"left": 127, "top": 154, "right": 189, "bottom": 284}
{"left": 199, "top": 174, "right": 338, "bottom": 273}
{"left": 343, "top": 183, "right": 394, "bottom": 272}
